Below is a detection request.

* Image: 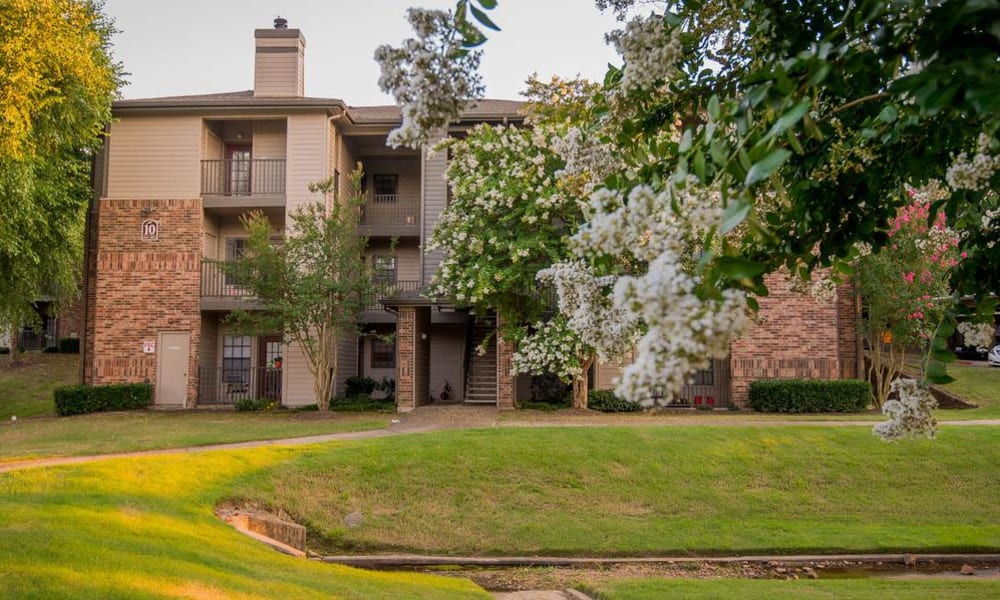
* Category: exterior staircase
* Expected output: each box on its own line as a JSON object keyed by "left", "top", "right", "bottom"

{"left": 463, "top": 320, "right": 497, "bottom": 405}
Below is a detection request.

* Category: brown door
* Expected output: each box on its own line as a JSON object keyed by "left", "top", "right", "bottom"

{"left": 226, "top": 145, "right": 251, "bottom": 195}
{"left": 257, "top": 335, "right": 283, "bottom": 401}
{"left": 156, "top": 332, "right": 190, "bottom": 406}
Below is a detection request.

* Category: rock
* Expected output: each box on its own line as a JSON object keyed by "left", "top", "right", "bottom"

{"left": 802, "top": 567, "right": 818, "bottom": 579}
{"left": 343, "top": 511, "right": 363, "bottom": 528}
{"left": 904, "top": 554, "right": 917, "bottom": 567}
{"left": 961, "top": 564, "right": 976, "bottom": 576}
{"left": 774, "top": 567, "right": 787, "bottom": 574}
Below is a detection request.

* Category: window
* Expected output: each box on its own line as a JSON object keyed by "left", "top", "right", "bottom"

{"left": 372, "top": 174, "right": 398, "bottom": 202}
{"left": 224, "top": 238, "right": 248, "bottom": 287}
{"left": 222, "top": 335, "right": 252, "bottom": 385}
{"left": 371, "top": 337, "right": 395, "bottom": 369}
{"left": 373, "top": 255, "right": 396, "bottom": 285}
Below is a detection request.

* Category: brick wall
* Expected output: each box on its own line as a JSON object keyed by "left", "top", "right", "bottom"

{"left": 396, "top": 307, "right": 416, "bottom": 410}
{"left": 84, "top": 198, "right": 202, "bottom": 404}
{"left": 496, "top": 316, "right": 515, "bottom": 409}
{"left": 56, "top": 295, "right": 85, "bottom": 340}
{"left": 729, "top": 271, "right": 859, "bottom": 406}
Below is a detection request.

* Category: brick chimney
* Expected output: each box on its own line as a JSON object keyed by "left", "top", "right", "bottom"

{"left": 253, "top": 17, "right": 305, "bottom": 97}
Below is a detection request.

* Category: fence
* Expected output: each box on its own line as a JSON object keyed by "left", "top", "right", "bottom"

{"left": 198, "top": 366, "right": 282, "bottom": 405}
{"left": 201, "top": 159, "right": 286, "bottom": 196}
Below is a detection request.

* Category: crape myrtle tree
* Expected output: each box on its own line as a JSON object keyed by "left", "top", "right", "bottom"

{"left": 0, "top": 0, "right": 120, "bottom": 355}
{"left": 426, "top": 78, "right": 638, "bottom": 408}
{"left": 377, "top": 0, "right": 1000, "bottom": 439}
{"left": 223, "top": 169, "right": 382, "bottom": 410}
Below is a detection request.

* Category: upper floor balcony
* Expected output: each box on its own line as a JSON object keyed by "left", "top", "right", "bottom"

{"left": 358, "top": 194, "right": 420, "bottom": 238}
{"left": 201, "top": 159, "right": 286, "bottom": 210}
{"left": 200, "top": 259, "right": 260, "bottom": 311}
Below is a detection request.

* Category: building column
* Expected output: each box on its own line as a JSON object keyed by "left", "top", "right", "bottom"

{"left": 396, "top": 307, "right": 417, "bottom": 412}
{"left": 496, "top": 317, "right": 516, "bottom": 410}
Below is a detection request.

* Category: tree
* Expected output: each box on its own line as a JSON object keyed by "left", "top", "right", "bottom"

{"left": 0, "top": 0, "right": 120, "bottom": 351}
{"left": 379, "top": 0, "right": 998, "bottom": 438}
{"left": 224, "top": 170, "right": 381, "bottom": 410}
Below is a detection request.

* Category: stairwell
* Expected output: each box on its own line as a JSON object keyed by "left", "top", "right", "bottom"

{"left": 464, "top": 320, "right": 497, "bottom": 405}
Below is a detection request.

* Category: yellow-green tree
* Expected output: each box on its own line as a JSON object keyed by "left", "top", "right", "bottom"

{"left": 0, "top": 0, "right": 120, "bottom": 349}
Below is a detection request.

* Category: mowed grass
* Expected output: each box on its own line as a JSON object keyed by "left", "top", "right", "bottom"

{"left": 941, "top": 362, "right": 1000, "bottom": 411}
{"left": 0, "top": 411, "right": 387, "bottom": 461}
{"left": 0, "top": 352, "right": 79, "bottom": 419}
{"left": 229, "top": 427, "right": 1000, "bottom": 556}
{"left": 585, "top": 578, "right": 999, "bottom": 599}
{"left": 0, "top": 448, "right": 489, "bottom": 599}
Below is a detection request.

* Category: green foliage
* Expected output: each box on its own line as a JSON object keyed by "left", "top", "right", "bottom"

{"left": 42, "top": 346, "right": 59, "bottom": 354}
{"left": 233, "top": 397, "right": 278, "bottom": 412}
{"left": 53, "top": 383, "right": 152, "bottom": 416}
{"left": 0, "top": 347, "right": 9, "bottom": 355}
{"left": 57, "top": 337, "right": 80, "bottom": 353}
{"left": 223, "top": 167, "right": 380, "bottom": 410}
{"left": 0, "top": 0, "right": 122, "bottom": 338}
{"left": 528, "top": 372, "right": 571, "bottom": 406}
{"left": 345, "top": 375, "right": 377, "bottom": 397}
{"left": 587, "top": 389, "right": 642, "bottom": 413}
{"left": 329, "top": 394, "right": 395, "bottom": 412}
{"left": 748, "top": 379, "right": 872, "bottom": 413}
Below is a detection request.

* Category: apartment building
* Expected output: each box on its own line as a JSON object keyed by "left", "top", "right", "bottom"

{"left": 81, "top": 20, "right": 860, "bottom": 411}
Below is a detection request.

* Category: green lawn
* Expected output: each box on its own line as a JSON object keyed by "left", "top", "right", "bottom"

{"left": 229, "top": 426, "right": 1000, "bottom": 556}
{"left": 940, "top": 362, "right": 1000, "bottom": 411}
{"left": 585, "top": 578, "right": 999, "bottom": 599}
{"left": 0, "top": 447, "right": 489, "bottom": 599}
{"left": 0, "top": 352, "right": 79, "bottom": 418}
{"left": 0, "top": 411, "right": 387, "bottom": 461}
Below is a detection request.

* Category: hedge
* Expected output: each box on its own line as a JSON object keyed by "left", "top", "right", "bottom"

{"left": 748, "top": 379, "right": 871, "bottom": 413}
{"left": 588, "top": 389, "right": 643, "bottom": 413}
{"left": 54, "top": 383, "right": 153, "bottom": 416}
{"left": 58, "top": 338, "right": 80, "bottom": 353}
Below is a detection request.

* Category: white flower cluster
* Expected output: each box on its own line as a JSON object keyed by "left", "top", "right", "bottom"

{"left": 374, "top": 9, "right": 484, "bottom": 148}
{"left": 905, "top": 180, "right": 950, "bottom": 203}
{"left": 945, "top": 133, "right": 999, "bottom": 192}
{"left": 873, "top": 378, "right": 938, "bottom": 441}
{"left": 982, "top": 207, "right": 1000, "bottom": 248}
{"left": 511, "top": 317, "right": 586, "bottom": 380}
{"left": 572, "top": 182, "right": 751, "bottom": 405}
{"left": 537, "top": 261, "right": 640, "bottom": 362}
{"left": 550, "top": 127, "right": 621, "bottom": 193}
{"left": 958, "top": 321, "right": 996, "bottom": 351}
{"left": 608, "top": 14, "right": 683, "bottom": 93}
{"left": 785, "top": 273, "right": 838, "bottom": 300}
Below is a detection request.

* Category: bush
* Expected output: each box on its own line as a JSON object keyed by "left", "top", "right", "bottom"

{"left": 58, "top": 338, "right": 80, "bottom": 353}
{"left": 234, "top": 397, "right": 277, "bottom": 412}
{"left": 0, "top": 347, "right": 9, "bottom": 355}
{"left": 329, "top": 393, "right": 395, "bottom": 412}
{"left": 587, "top": 389, "right": 643, "bottom": 413}
{"left": 529, "top": 373, "right": 571, "bottom": 406}
{"left": 748, "top": 379, "right": 871, "bottom": 413}
{"left": 54, "top": 383, "right": 153, "bottom": 416}
{"left": 43, "top": 345, "right": 60, "bottom": 353}
{"left": 344, "top": 375, "right": 377, "bottom": 397}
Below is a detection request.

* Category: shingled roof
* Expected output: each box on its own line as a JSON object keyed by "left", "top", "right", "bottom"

{"left": 113, "top": 90, "right": 347, "bottom": 110}
{"left": 348, "top": 99, "right": 525, "bottom": 123}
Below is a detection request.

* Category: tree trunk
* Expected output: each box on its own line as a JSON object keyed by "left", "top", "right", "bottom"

{"left": 571, "top": 355, "right": 595, "bottom": 409}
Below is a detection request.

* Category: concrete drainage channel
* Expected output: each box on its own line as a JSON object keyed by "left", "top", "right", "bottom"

{"left": 218, "top": 511, "right": 1000, "bottom": 597}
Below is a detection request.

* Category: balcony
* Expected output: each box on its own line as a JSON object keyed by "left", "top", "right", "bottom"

{"left": 200, "top": 260, "right": 260, "bottom": 311}
{"left": 198, "top": 366, "right": 282, "bottom": 405}
{"left": 358, "top": 194, "right": 420, "bottom": 238}
{"left": 366, "top": 280, "right": 423, "bottom": 312}
{"left": 201, "top": 159, "right": 286, "bottom": 210}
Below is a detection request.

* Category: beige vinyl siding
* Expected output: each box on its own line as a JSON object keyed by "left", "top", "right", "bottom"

{"left": 285, "top": 113, "right": 329, "bottom": 215}
{"left": 361, "top": 336, "right": 395, "bottom": 389}
{"left": 421, "top": 146, "right": 448, "bottom": 284}
{"left": 335, "top": 332, "right": 359, "bottom": 396}
{"left": 202, "top": 125, "right": 223, "bottom": 161}
{"left": 106, "top": 115, "right": 201, "bottom": 199}
{"left": 430, "top": 324, "right": 464, "bottom": 402}
{"left": 365, "top": 243, "right": 420, "bottom": 282}
{"left": 363, "top": 157, "right": 420, "bottom": 197}
{"left": 281, "top": 340, "right": 313, "bottom": 406}
{"left": 594, "top": 351, "right": 635, "bottom": 391}
{"left": 253, "top": 37, "right": 305, "bottom": 97}
{"left": 203, "top": 215, "right": 220, "bottom": 260}
{"left": 252, "top": 120, "right": 287, "bottom": 159}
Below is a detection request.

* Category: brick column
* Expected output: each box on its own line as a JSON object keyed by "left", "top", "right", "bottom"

{"left": 396, "top": 307, "right": 417, "bottom": 412}
{"left": 496, "top": 317, "right": 516, "bottom": 410}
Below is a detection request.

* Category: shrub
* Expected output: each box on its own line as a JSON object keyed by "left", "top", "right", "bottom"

{"left": 748, "top": 379, "right": 871, "bottom": 413}
{"left": 234, "top": 397, "right": 277, "bottom": 412}
{"left": 0, "top": 347, "right": 10, "bottom": 355}
{"left": 519, "top": 397, "right": 571, "bottom": 411}
{"left": 58, "top": 338, "right": 80, "bottom": 353}
{"left": 43, "top": 345, "right": 60, "bottom": 353}
{"left": 329, "top": 393, "right": 395, "bottom": 412}
{"left": 54, "top": 383, "right": 153, "bottom": 416}
{"left": 587, "top": 389, "right": 643, "bottom": 413}
{"left": 344, "top": 375, "right": 377, "bottom": 397}
{"left": 529, "top": 373, "right": 571, "bottom": 406}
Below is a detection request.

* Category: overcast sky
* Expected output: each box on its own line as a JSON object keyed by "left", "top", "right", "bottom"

{"left": 103, "top": 0, "right": 626, "bottom": 106}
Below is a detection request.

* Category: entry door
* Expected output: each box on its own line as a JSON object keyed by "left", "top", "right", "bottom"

{"left": 226, "top": 145, "right": 252, "bottom": 195}
{"left": 156, "top": 332, "right": 190, "bottom": 406}
{"left": 258, "top": 336, "right": 283, "bottom": 401}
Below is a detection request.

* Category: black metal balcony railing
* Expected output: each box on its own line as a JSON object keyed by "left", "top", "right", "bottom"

{"left": 198, "top": 366, "right": 282, "bottom": 405}
{"left": 201, "top": 260, "right": 254, "bottom": 298}
{"left": 359, "top": 195, "right": 420, "bottom": 232}
{"left": 201, "top": 159, "right": 286, "bottom": 196}
{"left": 366, "top": 280, "right": 422, "bottom": 310}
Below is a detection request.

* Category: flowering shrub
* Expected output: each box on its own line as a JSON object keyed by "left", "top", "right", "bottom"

{"left": 957, "top": 321, "right": 996, "bottom": 351}
{"left": 873, "top": 379, "right": 938, "bottom": 441}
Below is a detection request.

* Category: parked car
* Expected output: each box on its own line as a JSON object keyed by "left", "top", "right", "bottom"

{"left": 989, "top": 345, "right": 1000, "bottom": 367}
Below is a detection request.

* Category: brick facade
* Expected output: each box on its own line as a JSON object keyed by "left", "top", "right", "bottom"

{"left": 729, "top": 271, "right": 859, "bottom": 406}
{"left": 496, "top": 317, "right": 516, "bottom": 409}
{"left": 395, "top": 306, "right": 431, "bottom": 411}
{"left": 83, "top": 199, "right": 202, "bottom": 405}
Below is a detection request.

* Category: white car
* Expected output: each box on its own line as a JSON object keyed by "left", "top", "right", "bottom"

{"left": 990, "top": 345, "right": 1000, "bottom": 367}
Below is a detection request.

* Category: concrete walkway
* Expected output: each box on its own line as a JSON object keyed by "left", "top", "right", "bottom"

{"left": 2, "top": 405, "right": 999, "bottom": 473}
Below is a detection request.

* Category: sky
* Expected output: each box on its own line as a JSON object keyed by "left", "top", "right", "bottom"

{"left": 103, "top": 0, "right": 626, "bottom": 106}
